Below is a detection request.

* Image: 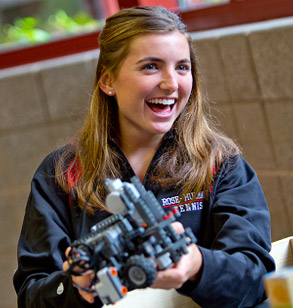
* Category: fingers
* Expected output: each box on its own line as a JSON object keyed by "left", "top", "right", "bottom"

{"left": 151, "top": 243, "right": 203, "bottom": 290}
{"left": 63, "top": 246, "right": 90, "bottom": 274}
{"left": 73, "top": 270, "right": 97, "bottom": 304}
{"left": 151, "top": 222, "right": 194, "bottom": 290}
{"left": 62, "top": 260, "right": 69, "bottom": 271}
{"left": 62, "top": 247, "right": 72, "bottom": 272}
{"left": 62, "top": 246, "right": 97, "bottom": 304}
{"left": 78, "top": 289, "right": 96, "bottom": 304}
{"left": 63, "top": 248, "right": 71, "bottom": 272}
{"left": 152, "top": 266, "right": 187, "bottom": 289}
{"left": 65, "top": 247, "right": 71, "bottom": 258}
{"left": 171, "top": 221, "right": 185, "bottom": 234}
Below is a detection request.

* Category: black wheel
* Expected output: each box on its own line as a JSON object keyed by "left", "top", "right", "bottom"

{"left": 123, "top": 255, "right": 156, "bottom": 289}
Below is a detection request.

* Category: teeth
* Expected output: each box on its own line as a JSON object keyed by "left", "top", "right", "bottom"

{"left": 147, "top": 98, "right": 175, "bottom": 105}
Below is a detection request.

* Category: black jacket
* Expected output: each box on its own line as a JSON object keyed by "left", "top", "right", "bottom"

{"left": 13, "top": 140, "right": 275, "bottom": 308}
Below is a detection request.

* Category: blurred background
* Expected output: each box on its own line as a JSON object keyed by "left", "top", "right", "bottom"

{"left": 0, "top": 0, "right": 292, "bottom": 307}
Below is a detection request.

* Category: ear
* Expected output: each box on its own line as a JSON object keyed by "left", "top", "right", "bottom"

{"left": 99, "top": 71, "right": 115, "bottom": 96}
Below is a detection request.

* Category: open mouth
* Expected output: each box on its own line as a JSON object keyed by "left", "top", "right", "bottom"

{"left": 146, "top": 98, "right": 176, "bottom": 113}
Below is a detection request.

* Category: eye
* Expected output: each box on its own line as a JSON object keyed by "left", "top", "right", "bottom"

{"left": 176, "top": 64, "right": 190, "bottom": 71}
{"left": 142, "top": 63, "right": 158, "bottom": 71}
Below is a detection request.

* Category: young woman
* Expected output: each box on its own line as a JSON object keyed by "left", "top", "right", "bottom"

{"left": 13, "top": 6, "right": 275, "bottom": 308}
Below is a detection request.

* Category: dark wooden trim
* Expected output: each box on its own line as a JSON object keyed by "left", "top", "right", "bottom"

{"left": 118, "top": 0, "right": 140, "bottom": 8}
{"left": 0, "top": 30, "right": 100, "bottom": 70}
{"left": 118, "top": 0, "right": 177, "bottom": 9}
{"left": 1, "top": 0, "right": 292, "bottom": 70}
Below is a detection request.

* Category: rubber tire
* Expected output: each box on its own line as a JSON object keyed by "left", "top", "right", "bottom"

{"left": 123, "top": 255, "right": 157, "bottom": 289}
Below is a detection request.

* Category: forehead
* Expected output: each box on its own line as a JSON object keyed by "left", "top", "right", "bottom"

{"left": 126, "top": 31, "right": 190, "bottom": 60}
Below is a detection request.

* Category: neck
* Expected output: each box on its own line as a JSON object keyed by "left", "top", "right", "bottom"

{"left": 119, "top": 130, "right": 164, "bottom": 182}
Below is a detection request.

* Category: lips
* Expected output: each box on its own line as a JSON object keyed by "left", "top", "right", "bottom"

{"left": 146, "top": 98, "right": 176, "bottom": 114}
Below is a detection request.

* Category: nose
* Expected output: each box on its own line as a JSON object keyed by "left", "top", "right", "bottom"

{"left": 159, "top": 69, "right": 178, "bottom": 93}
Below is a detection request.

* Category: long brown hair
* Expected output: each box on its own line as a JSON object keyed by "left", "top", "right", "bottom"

{"left": 55, "top": 6, "right": 240, "bottom": 213}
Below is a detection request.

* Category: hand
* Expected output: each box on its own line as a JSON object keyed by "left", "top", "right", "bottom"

{"left": 62, "top": 247, "right": 97, "bottom": 304}
{"left": 151, "top": 222, "right": 203, "bottom": 290}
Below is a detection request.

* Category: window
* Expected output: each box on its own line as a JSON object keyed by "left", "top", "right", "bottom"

{"left": 0, "top": 0, "right": 114, "bottom": 49}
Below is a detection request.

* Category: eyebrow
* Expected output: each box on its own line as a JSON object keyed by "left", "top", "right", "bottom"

{"left": 136, "top": 57, "right": 191, "bottom": 65}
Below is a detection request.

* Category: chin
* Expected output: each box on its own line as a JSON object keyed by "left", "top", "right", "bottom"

{"left": 151, "top": 125, "right": 173, "bottom": 135}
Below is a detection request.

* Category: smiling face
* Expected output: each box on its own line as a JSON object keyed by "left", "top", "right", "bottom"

{"left": 101, "top": 31, "right": 193, "bottom": 144}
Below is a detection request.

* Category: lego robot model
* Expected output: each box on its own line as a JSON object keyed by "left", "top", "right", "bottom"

{"left": 68, "top": 176, "right": 196, "bottom": 305}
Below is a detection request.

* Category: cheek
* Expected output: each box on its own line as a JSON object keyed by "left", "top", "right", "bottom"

{"left": 179, "top": 79, "right": 193, "bottom": 109}
{"left": 178, "top": 74, "right": 193, "bottom": 96}
{"left": 185, "top": 76, "right": 193, "bottom": 94}
{"left": 136, "top": 79, "right": 156, "bottom": 95}
{"left": 118, "top": 78, "right": 152, "bottom": 101}
{"left": 179, "top": 82, "right": 192, "bottom": 104}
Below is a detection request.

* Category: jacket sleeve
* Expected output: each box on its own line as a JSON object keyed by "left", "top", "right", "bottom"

{"left": 177, "top": 156, "right": 275, "bottom": 308}
{"left": 13, "top": 152, "right": 103, "bottom": 308}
